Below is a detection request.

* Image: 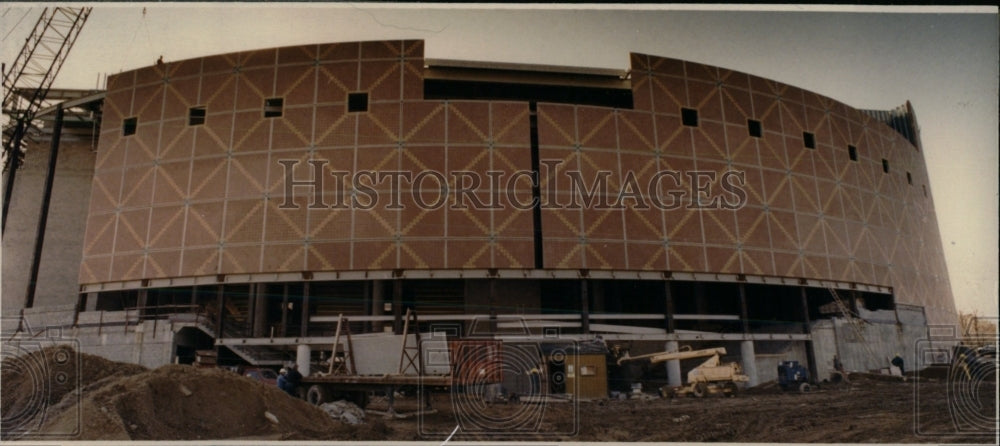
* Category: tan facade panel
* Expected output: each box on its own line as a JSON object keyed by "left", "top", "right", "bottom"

{"left": 80, "top": 40, "right": 954, "bottom": 326}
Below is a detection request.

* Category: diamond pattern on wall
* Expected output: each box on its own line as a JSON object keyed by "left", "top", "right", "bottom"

{"left": 78, "top": 43, "right": 955, "bottom": 326}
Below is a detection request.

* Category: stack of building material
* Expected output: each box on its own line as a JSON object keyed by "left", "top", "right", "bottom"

{"left": 194, "top": 349, "right": 217, "bottom": 367}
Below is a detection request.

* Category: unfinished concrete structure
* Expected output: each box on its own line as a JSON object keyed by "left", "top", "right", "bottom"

{"left": 3, "top": 40, "right": 957, "bottom": 386}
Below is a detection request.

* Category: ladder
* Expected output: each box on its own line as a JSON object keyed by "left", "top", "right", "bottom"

{"left": 827, "top": 288, "right": 881, "bottom": 366}
{"left": 327, "top": 313, "right": 357, "bottom": 375}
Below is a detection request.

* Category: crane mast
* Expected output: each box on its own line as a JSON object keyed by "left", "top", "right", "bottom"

{"left": 1, "top": 6, "right": 91, "bottom": 232}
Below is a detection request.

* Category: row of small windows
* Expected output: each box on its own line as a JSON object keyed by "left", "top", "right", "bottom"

{"left": 679, "top": 107, "right": 914, "bottom": 182}
{"left": 121, "top": 101, "right": 921, "bottom": 194}
{"left": 121, "top": 93, "right": 370, "bottom": 136}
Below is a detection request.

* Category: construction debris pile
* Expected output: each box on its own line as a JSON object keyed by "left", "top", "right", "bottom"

{"left": 0, "top": 347, "right": 353, "bottom": 440}
{"left": 1, "top": 345, "right": 146, "bottom": 440}
{"left": 319, "top": 400, "right": 365, "bottom": 425}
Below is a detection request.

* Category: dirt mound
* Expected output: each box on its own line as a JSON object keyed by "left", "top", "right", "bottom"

{"left": 1, "top": 345, "right": 147, "bottom": 440}
{"left": 36, "top": 364, "right": 349, "bottom": 440}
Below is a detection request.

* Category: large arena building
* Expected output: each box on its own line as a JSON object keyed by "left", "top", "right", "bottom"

{"left": 3, "top": 40, "right": 957, "bottom": 387}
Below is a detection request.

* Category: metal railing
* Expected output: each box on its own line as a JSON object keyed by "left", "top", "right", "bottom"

{"left": 77, "top": 304, "right": 209, "bottom": 337}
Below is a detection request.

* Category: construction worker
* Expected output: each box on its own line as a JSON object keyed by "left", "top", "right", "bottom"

{"left": 891, "top": 354, "right": 905, "bottom": 374}
{"left": 285, "top": 364, "right": 303, "bottom": 398}
{"left": 277, "top": 368, "right": 292, "bottom": 395}
{"left": 529, "top": 365, "right": 541, "bottom": 395}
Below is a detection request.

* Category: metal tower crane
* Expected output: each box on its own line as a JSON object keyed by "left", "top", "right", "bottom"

{"left": 2, "top": 6, "right": 92, "bottom": 233}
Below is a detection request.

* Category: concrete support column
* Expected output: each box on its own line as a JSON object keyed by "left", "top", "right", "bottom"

{"left": 663, "top": 281, "right": 675, "bottom": 333}
{"left": 592, "top": 280, "right": 604, "bottom": 313}
{"left": 580, "top": 278, "right": 590, "bottom": 334}
{"left": 392, "top": 279, "right": 403, "bottom": 335}
{"left": 280, "top": 284, "right": 289, "bottom": 337}
{"left": 215, "top": 284, "right": 225, "bottom": 339}
{"left": 740, "top": 340, "right": 759, "bottom": 387}
{"left": 246, "top": 285, "right": 255, "bottom": 334}
{"left": 370, "top": 280, "right": 384, "bottom": 333}
{"left": 300, "top": 282, "right": 310, "bottom": 337}
{"left": 738, "top": 283, "right": 750, "bottom": 333}
{"left": 252, "top": 284, "right": 268, "bottom": 337}
{"left": 488, "top": 278, "right": 498, "bottom": 334}
{"left": 693, "top": 282, "right": 707, "bottom": 314}
{"left": 665, "top": 340, "right": 682, "bottom": 387}
{"left": 296, "top": 344, "right": 311, "bottom": 376}
{"left": 800, "top": 286, "right": 818, "bottom": 383}
{"left": 849, "top": 289, "right": 860, "bottom": 316}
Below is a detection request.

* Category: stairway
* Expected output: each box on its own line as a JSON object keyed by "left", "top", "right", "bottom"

{"left": 189, "top": 316, "right": 292, "bottom": 366}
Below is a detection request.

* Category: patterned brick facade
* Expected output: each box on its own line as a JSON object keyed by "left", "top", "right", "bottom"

{"left": 80, "top": 40, "right": 955, "bottom": 325}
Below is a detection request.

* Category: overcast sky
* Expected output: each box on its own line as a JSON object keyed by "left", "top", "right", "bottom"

{"left": 2, "top": 4, "right": 996, "bottom": 317}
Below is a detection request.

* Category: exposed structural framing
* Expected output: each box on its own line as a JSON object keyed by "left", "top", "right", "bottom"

{"left": 81, "top": 276, "right": 897, "bottom": 343}
{"left": 78, "top": 268, "right": 893, "bottom": 295}
{"left": 2, "top": 6, "right": 92, "bottom": 233}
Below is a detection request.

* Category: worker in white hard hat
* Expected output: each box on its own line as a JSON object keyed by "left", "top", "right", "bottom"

{"left": 277, "top": 368, "right": 292, "bottom": 396}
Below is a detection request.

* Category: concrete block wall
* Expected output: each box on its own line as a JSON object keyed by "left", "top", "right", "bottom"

{"left": 810, "top": 317, "right": 930, "bottom": 380}
{"left": 1, "top": 138, "right": 95, "bottom": 315}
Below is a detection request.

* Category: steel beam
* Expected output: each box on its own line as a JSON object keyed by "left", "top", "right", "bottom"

{"left": 22, "top": 106, "right": 62, "bottom": 308}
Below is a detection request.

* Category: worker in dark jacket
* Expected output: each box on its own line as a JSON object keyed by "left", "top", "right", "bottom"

{"left": 285, "top": 364, "right": 303, "bottom": 398}
{"left": 891, "top": 354, "right": 905, "bottom": 374}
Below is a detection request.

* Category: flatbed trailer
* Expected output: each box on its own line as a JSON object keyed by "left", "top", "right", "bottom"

{"left": 296, "top": 311, "right": 501, "bottom": 413}
{"left": 300, "top": 374, "right": 453, "bottom": 409}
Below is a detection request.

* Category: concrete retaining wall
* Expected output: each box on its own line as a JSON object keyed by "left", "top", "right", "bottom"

{"left": 810, "top": 316, "right": 929, "bottom": 380}
{"left": 5, "top": 307, "right": 177, "bottom": 369}
{"left": 69, "top": 320, "right": 176, "bottom": 368}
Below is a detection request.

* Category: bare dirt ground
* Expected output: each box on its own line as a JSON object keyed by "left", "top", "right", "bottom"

{"left": 366, "top": 374, "right": 997, "bottom": 443}
{"left": 2, "top": 347, "right": 996, "bottom": 442}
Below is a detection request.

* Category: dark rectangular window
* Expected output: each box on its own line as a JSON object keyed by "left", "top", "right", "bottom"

{"left": 747, "top": 119, "right": 762, "bottom": 137}
{"left": 882, "top": 159, "right": 890, "bottom": 173}
{"left": 348, "top": 92, "right": 368, "bottom": 113}
{"left": 681, "top": 108, "right": 698, "bottom": 127}
{"left": 264, "top": 98, "right": 283, "bottom": 118}
{"left": 123, "top": 117, "right": 138, "bottom": 136}
{"left": 189, "top": 106, "right": 206, "bottom": 126}
{"left": 848, "top": 145, "right": 858, "bottom": 161}
{"left": 906, "top": 171, "right": 912, "bottom": 185}
{"left": 803, "top": 132, "right": 815, "bottom": 149}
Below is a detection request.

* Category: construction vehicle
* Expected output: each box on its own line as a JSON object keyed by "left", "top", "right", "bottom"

{"left": 777, "top": 360, "right": 812, "bottom": 392}
{"left": 616, "top": 346, "right": 749, "bottom": 398}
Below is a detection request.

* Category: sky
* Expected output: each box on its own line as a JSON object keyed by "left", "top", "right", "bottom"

{"left": 2, "top": 4, "right": 997, "bottom": 317}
